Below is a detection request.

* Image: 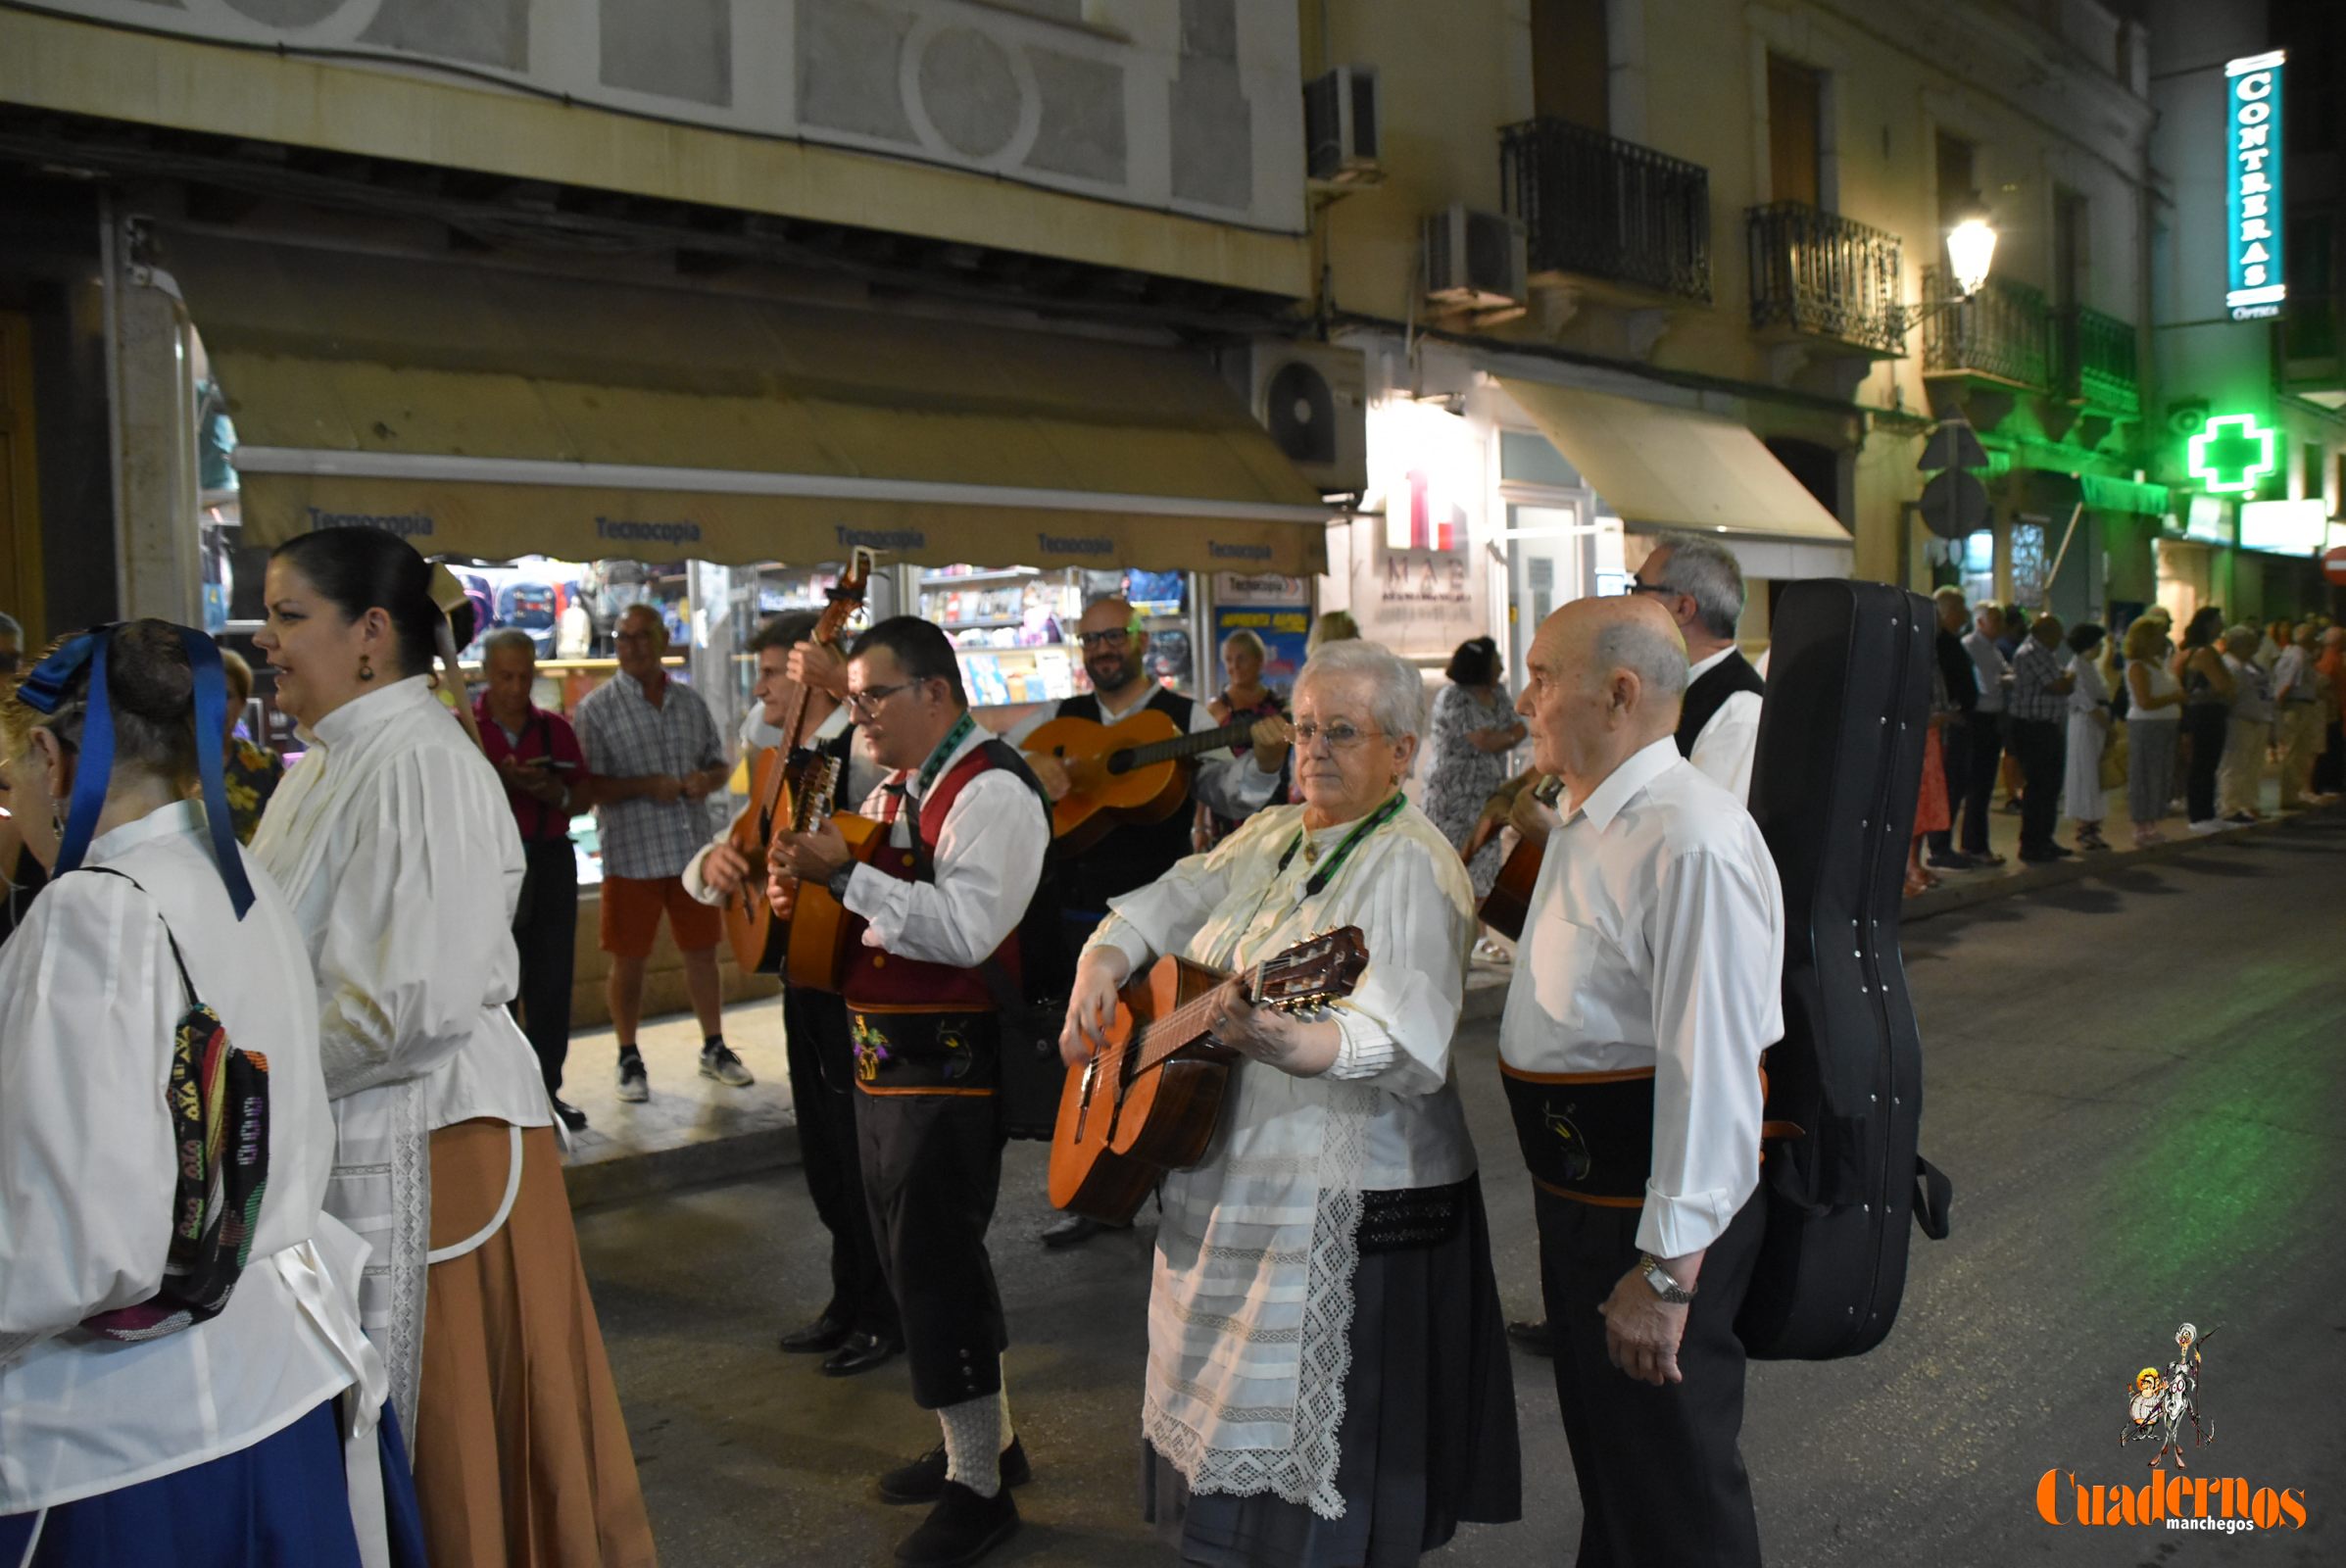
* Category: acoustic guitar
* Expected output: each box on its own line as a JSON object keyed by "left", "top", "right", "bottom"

{"left": 1047, "top": 926, "right": 1370, "bottom": 1226}
{"left": 1476, "top": 774, "right": 1563, "bottom": 943}
{"left": 1019, "top": 709, "right": 1264, "bottom": 852}
{"left": 720, "top": 548, "right": 873, "bottom": 973}
{"left": 780, "top": 798, "right": 887, "bottom": 993}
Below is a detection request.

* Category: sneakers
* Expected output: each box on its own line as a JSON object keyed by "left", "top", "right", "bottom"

{"left": 895, "top": 1480, "right": 1018, "bottom": 1566}
{"left": 2186, "top": 818, "right": 2227, "bottom": 836}
{"left": 701, "top": 1039, "right": 755, "bottom": 1088}
{"left": 615, "top": 1048, "right": 649, "bottom": 1102}
{"left": 879, "top": 1437, "right": 1033, "bottom": 1506}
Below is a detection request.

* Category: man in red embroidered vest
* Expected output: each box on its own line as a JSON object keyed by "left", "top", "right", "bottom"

{"left": 771, "top": 616, "right": 1050, "bottom": 1568}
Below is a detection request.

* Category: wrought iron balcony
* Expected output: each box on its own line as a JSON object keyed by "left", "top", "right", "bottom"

{"left": 1501, "top": 118, "right": 1711, "bottom": 303}
{"left": 1746, "top": 202, "right": 1905, "bottom": 355}
{"left": 2055, "top": 305, "right": 2140, "bottom": 416}
{"left": 1921, "top": 268, "right": 2051, "bottom": 389}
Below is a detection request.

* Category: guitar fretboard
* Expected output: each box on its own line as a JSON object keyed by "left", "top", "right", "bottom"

{"left": 1106, "top": 719, "right": 1261, "bottom": 776}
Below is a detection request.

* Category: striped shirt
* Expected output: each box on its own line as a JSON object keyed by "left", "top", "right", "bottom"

{"left": 574, "top": 669, "right": 726, "bottom": 880}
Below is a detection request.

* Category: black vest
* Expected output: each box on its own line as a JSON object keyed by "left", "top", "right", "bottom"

{"left": 1677, "top": 650, "right": 1766, "bottom": 759}
{"left": 1054, "top": 686, "right": 1199, "bottom": 914}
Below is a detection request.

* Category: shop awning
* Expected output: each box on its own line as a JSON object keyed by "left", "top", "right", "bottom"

{"left": 1497, "top": 379, "right": 1849, "bottom": 542}
{"left": 163, "top": 229, "right": 1331, "bottom": 574}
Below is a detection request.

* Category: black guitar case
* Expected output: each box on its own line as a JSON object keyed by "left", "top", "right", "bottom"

{"left": 1736, "top": 579, "right": 1953, "bottom": 1361}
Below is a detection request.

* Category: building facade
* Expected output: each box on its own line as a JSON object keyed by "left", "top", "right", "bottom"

{"left": 1303, "top": 0, "right": 2161, "bottom": 674}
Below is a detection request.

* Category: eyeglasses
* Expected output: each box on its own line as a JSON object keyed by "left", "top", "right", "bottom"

{"left": 1623, "top": 579, "right": 1681, "bottom": 599}
{"left": 845, "top": 680, "right": 920, "bottom": 718}
{"left": 1077, "top": 628, "right": 1135, "bottom": 650}
{"left": 1286, "top": 720, "right": 1386, "bottom": 751}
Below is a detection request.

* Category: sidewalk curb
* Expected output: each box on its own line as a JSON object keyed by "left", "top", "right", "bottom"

{"left": 565, "top": 804, "right": 2337, "bottom": 1207}
{"left": 1901, "top": 802, "right": 2341, "bottom": 923}
{"left": 564, "top": 1123, "right": 801, "bottom": 1211}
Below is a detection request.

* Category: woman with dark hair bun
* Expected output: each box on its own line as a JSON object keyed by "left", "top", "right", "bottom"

{"left": 252, "top": 530, "right": 656, "bottom": 1567}
{"left": 1422, "top": 636, "right": 1524, "bottom": 906}
{"left": 0, "top": 619, "right": 420, "bottom": 1566}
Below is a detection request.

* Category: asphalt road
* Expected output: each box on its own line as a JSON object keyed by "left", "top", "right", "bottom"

{"left": 577, "top": 811, "right": 2346, "bottom": 1566}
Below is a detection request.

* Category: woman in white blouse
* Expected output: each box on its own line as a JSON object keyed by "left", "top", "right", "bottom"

{"left": 0, "top": 620, "right": 409, "bottom": 1566}
{"left": 251, "top": 529, "right": 656, "bottom": 1568}
{"left": 1062, "top": 640, "right": 1520, "bottom": 1565}
{"left": 2062, "top": 622, "right": 2113, "bottom": 852}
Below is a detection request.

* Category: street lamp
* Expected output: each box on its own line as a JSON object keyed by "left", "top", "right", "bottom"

{"left": 1894, "top": 197, "right": 1998, "bottom": 334}
{"left": 1943, "top": 200, "right": 1998, "bottom": 300}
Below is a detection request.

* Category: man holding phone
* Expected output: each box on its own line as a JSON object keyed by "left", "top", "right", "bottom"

{"left": 477, "top": 626, "right": 595, "bottom": 1130}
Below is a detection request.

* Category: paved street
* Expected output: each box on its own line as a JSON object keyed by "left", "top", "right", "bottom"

{"left": 578, "top": 811, "right": 2346, "bottom": 1567}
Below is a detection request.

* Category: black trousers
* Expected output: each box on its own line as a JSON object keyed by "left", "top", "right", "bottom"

{"left": 782, "top": 985, "right": 897, "bottom": 1340}
{"left": 1538, "top": 1188, "right": 1766, "bottom": 1568}
{"left": 509, "top": 837, "right": 579, "bottom": 1095}
{"left": 2318, "top": 719, "right": 2345, "bottom": 794}
{"left": 2182, "top": 704, "right": 2229, "bottom": 822}
{"left": 1928, "top": 715, "right": 1971, "bottom": 856}
{"left": 2007, "top": 717, "right": 2066, "bottom": 856}
{"left": 1959, "top": 712, "right": 2006, "bottom": 855}
{"left": 858, "top": 1087, "right": 1008, "bottom": 1410}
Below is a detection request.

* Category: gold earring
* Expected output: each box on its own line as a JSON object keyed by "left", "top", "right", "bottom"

{"left": 358, "top": 653, "right": 374, "bottom": 683}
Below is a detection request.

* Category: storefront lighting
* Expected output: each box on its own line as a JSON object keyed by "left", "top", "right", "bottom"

{"left": 2238, "top": 499, "right": 2325, "bottom": 554}
{"left": 2184, "top": 413, "right": 2280, "bottom": 496}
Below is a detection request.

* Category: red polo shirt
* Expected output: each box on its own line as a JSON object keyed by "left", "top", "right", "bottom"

{"left": 474, "top": 696, "right": 592, "bottom": 843}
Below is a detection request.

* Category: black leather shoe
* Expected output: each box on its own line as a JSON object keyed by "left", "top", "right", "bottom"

{"left": 1925, "top": 851, "right": 1979, "bottom": 871}
{"left": 1506, "top": 1318, "right": 1554, "bottom": 1356}
{"left": 821, "top": 1330, "right": 904, "bottom": 1377}
{"left": 777, "top": 1314, "right": 850, "bottom": 1354}
{"left": 895, "top": 1480, "right": 1018, "bottom": 1566}
{"left": 551, "top": 1097, "right": 589, "bottom": 1133}
{"left": 879, "top": 1437, "right": 1032, "bottom": 1505}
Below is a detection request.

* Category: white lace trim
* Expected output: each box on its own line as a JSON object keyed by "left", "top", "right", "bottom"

{"left": 1143, "top": 1082, "right": 1374, "bottom": 1520}
{"left": 384, "top": 1080, "right": 429, "bottom": 1446}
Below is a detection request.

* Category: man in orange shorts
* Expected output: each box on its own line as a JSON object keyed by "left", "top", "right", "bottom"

{"left": 575, "top": 604, "right": 753, "bottom": 1101}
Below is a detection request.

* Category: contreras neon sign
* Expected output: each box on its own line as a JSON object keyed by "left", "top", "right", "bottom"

{"left": 2224, "top": 51, "right": 2285, "bottom": 321}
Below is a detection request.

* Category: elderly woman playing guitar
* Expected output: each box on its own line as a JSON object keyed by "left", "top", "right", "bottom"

{"left": 1060, "top": 639, "right": 1520, "bottom": 1567}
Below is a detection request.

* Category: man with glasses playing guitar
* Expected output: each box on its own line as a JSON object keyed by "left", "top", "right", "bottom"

{"left": 1008, "top": 595, "right": 1289, "bottom": 1248}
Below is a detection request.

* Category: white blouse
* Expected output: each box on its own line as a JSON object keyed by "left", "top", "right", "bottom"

{"left": 0, "top": 804, "right": 375, "bottom": 1514}
{"left": 254, "top": 677, "right": 549, "bottom": 1133}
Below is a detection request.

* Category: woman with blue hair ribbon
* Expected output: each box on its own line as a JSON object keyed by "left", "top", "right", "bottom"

{"left": 0, "top": 618, "right": 423, "bottom": 1566}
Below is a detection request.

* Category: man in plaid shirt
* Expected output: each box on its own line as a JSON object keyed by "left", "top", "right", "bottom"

{"left": 575, "top": 604, "right": 754, "bottom": 1102}
{"left": 2006, "top": 612, "right": 2077, "bottom": 863}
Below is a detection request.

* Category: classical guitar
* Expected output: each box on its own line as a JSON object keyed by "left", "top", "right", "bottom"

{"left": 1047, "top": 926, "right": 1370, "bottom": 1225}
{"left": 779, "top": 776, "right": 887, "bottom": 994}
{"left": 1019, "top": 708, "right": 1264, "bottom": 852}
{"left": 1477, "top": 774, "right": 1562, "bottom": 943}
{"left": 720, "top": 549, "right": 872, "bottom": 973}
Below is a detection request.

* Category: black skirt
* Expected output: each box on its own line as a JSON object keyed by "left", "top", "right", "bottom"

{"left": 1143, "top": 1174, "right": 1523, "bottom": 1568}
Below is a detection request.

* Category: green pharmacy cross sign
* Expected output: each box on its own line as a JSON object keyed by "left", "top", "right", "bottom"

{"left": 2187, "top": 414, "right": 2280, "bottom": 496}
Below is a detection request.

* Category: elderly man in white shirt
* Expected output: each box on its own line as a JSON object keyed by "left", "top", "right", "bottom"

{"left": 1629, "top": 531, "right": 1764, "bottom": 797}
{"left": 1499, "top": 594, "right": 1785, "bottom": 1568}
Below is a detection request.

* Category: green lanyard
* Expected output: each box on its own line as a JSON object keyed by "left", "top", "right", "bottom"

{"left": 1273, "top": 790, "right": 1408, "bottom": 901}
{"left": 913, "top": 710, "right": 978, "bottom": 797}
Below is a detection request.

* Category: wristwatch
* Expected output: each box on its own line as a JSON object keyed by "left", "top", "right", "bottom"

{"left": 1638, "top": 1252, "right": 1696, "bottom": 1304}
{"left": 827, "top": 865, "right": 856, "bottom": 904}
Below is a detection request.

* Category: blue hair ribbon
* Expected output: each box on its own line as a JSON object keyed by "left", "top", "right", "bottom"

{"left": 21, "top": 622, "right": 257, "bottom": 919}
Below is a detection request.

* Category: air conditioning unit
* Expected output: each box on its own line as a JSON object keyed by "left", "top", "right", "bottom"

{"left": 1229, "top": 340, "right": 1368, "bottom": 497}
{"left": 1305, "top": 66, "right": 1382, "bottom": 184}
{"left": 1424, "top": 203, "right": 1526, "bottom": 309}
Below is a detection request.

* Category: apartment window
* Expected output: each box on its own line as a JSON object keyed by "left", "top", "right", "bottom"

{"left": 1768, "top": 55, "right": 1823, "bottom": 209}
{"left": 2053, "top": 188, "right": 2087, "bottom": 309}
{"left": 1936, "top": 131, "right": 1976, "bottom": 233}
{"left": 1532, "top": 0, "right": 1610, "bottom": 133}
